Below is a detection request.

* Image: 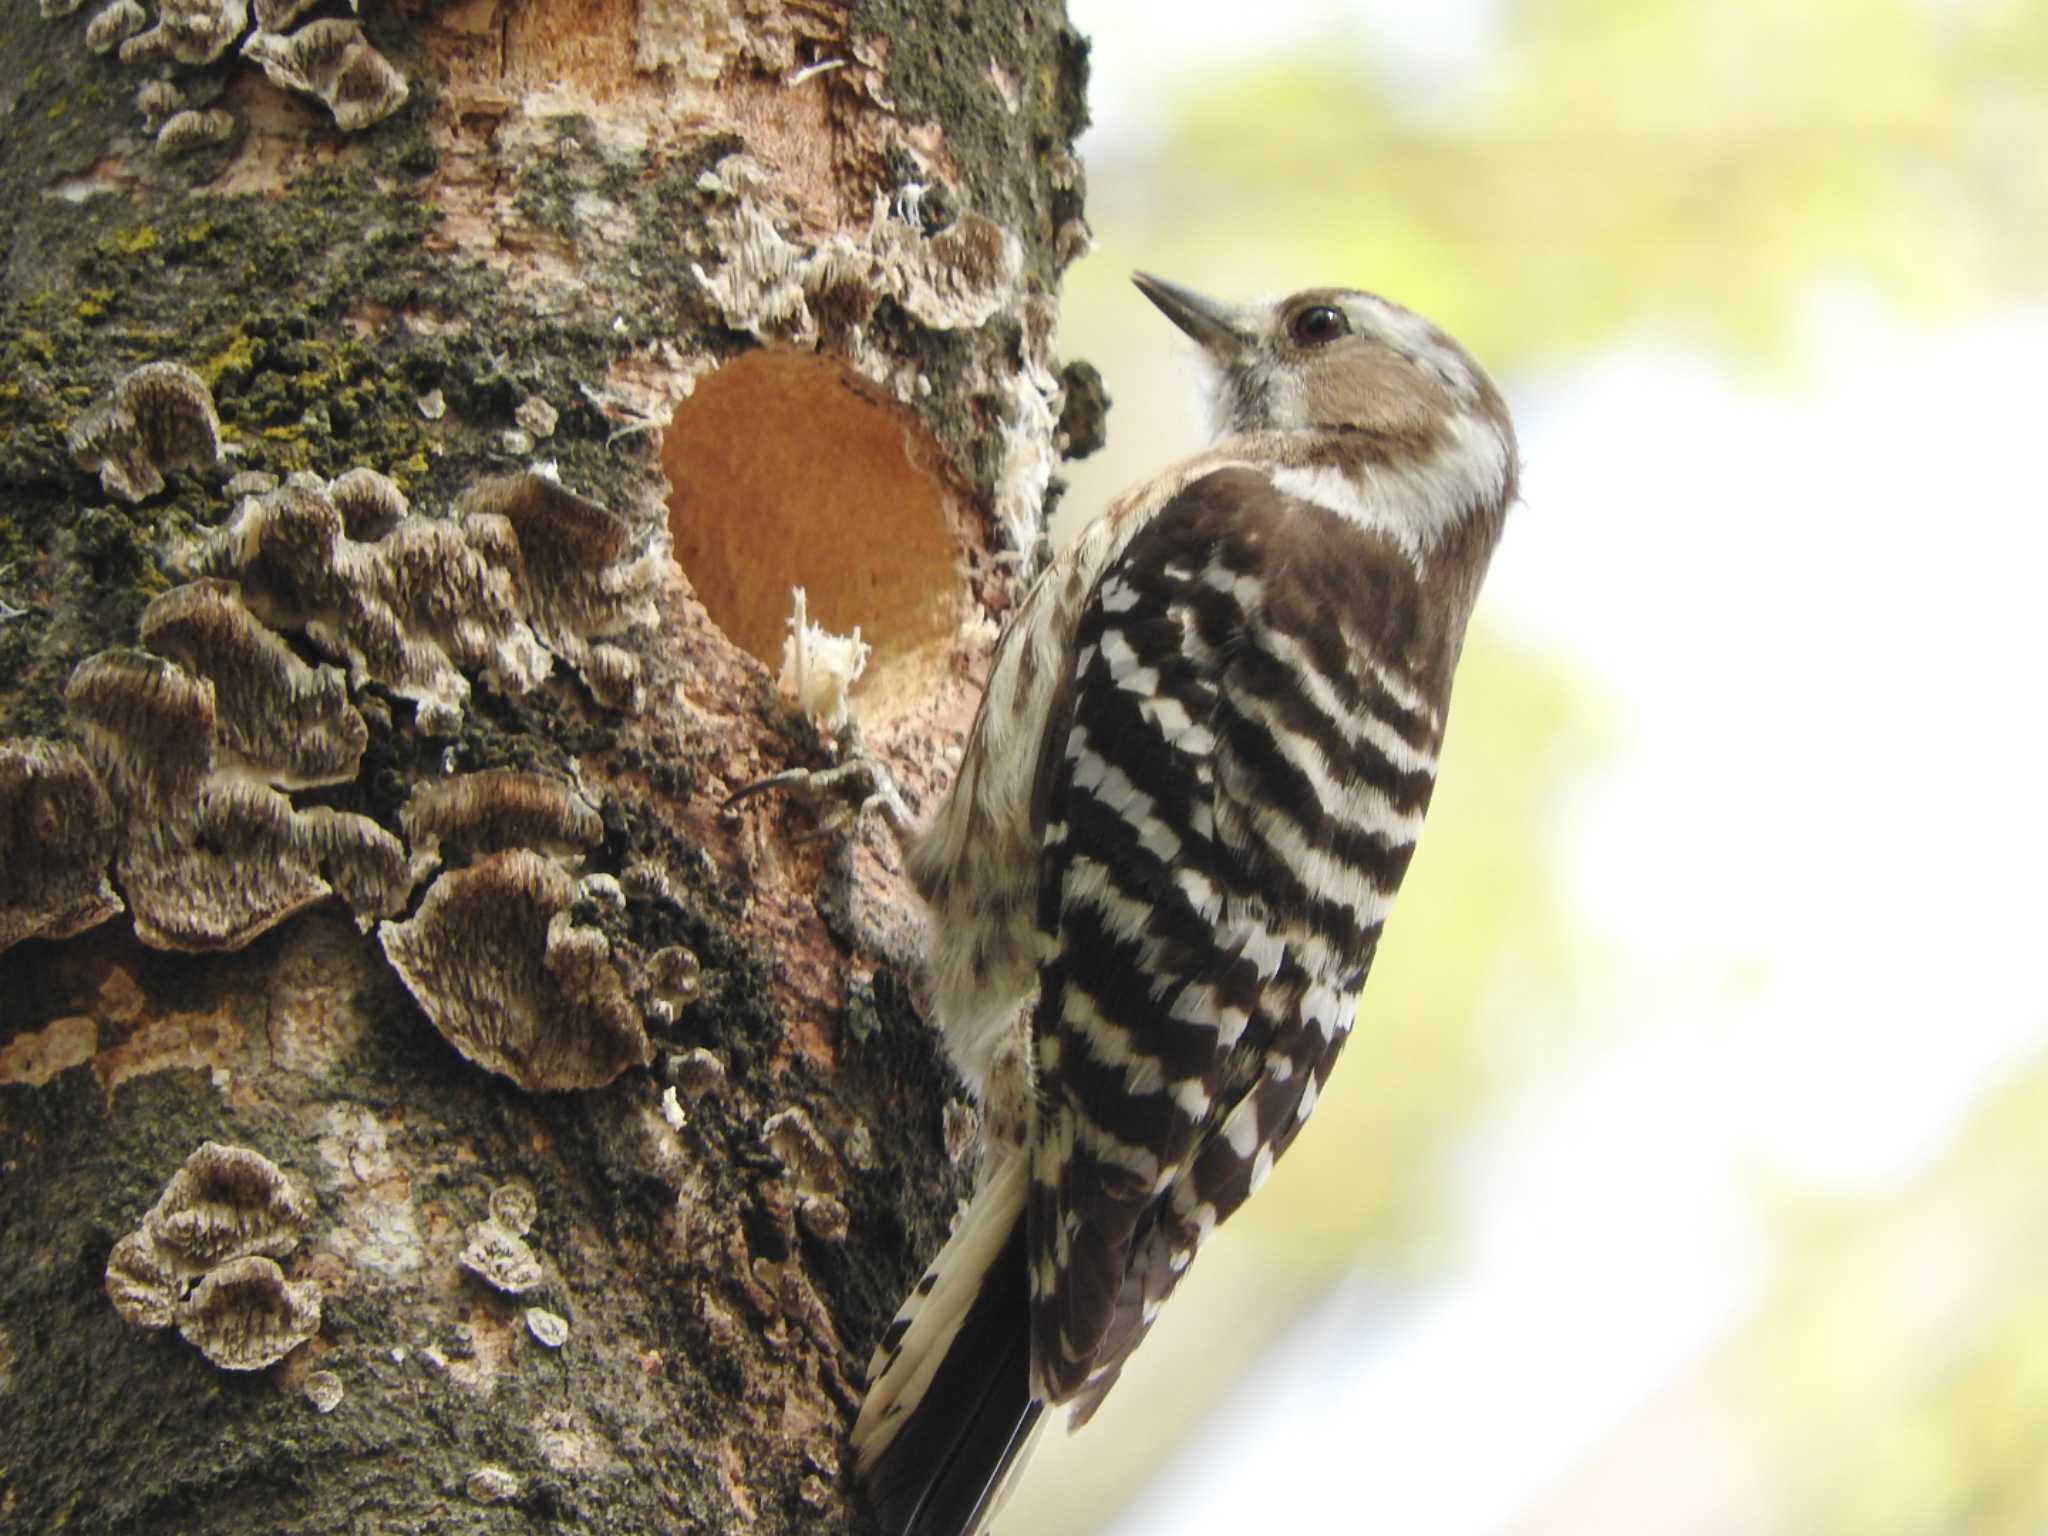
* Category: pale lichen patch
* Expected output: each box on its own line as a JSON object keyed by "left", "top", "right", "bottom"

{"left": 311, "top": 1103, "right": 426, "bottom": 1280}
{"left": 0, "top": 1015, "right": 98, "bottom": 1088}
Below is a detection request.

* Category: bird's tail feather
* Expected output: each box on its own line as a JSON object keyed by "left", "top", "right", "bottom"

{"left": 854, "top": 1153, "right": 1043, "bottom": 1535}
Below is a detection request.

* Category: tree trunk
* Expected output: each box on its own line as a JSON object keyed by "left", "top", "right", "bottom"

{"left": 0, "top": 0, "right": 1092, "bottom": 1529}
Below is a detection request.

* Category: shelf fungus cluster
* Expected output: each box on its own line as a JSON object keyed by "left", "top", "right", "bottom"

{"left": 44, "top": 0, "right": 408, "bottom": 148}
{"left": 21, "top": 355, "right": 672, "bottom": 1101}
{"left": 105, "top": 1142, "right": 323, "bottom": 1371}
{"left": 192, "top": 468, "right": 656, "bottom": 729}
{"left": 67, "top": 362, "right": 221, "bottom": 504}
{"left": 64, "top": 590, "right": 416, "bottom": 952}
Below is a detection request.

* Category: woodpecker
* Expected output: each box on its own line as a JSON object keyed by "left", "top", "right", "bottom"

{"left": 852, "top": 274, "right": 1518, "bottom": 1536}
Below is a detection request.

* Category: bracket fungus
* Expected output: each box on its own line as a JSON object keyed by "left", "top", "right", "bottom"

{"left": 458, "top": 471, "right": 660, "bottom": 713}
{"left": 459, "top": 1216, "right": 545, "bottom": 1294}
{"left": 152, "top": 778, "right": 338, "bottom": 948}
{"left": 146, "top": 1139, "right": 316, "bottom": 1269}
{"left": 122, "top": 0, "right": 247, "bottom": 63}
{"left": 65, "top": 634, "right": 411, "bottom": 950}
{"left": 648, "top": 946, "right": 704, "bottom": 1012}
{"left": 796, "top": 1194, "right": 849, "bottom": 1245}
{"left": 514, "top": 397, "right": 558, "bottom": 439}
{"left": 327, "top": 465, "right": 408, "bottom": 542}
{"left": 191, "top": 468, "right": 656, "bottom": 733}
{"left": 66, "top": 646, "right": 221, "bottom": 806}
{"left": 250, "top": 0, "right": 322, "bottom": 29}
{"left": 106, "top": 1143, "right": 321, "bottom": 1371}
{"left": 85, "top": 0, "right": 147, "bottom": 53}
{"left": 136, "top": 78, "right": 186, "bottom": 130}
{"left": 241, "top": 18, "right": 409, "bottom": 132}
{"left": 193, "top": 474, "right": 543, "bottom": 733}
{"left": 177, "top": 1256, "right": 322, "bottom": 1371}
{"left": 304, "top": 1369, "right": 345, "bottom": 1412}
{"left": 139, "top": 579, "right": 368, "bottom": 790}
{"left": 488, "top": 1182, "right": 537, "bottom": 1236}
{"left": 664, "top": 1046, "right": 724, "bottom": 1098}
{"left": 762, "top": 1107, "right": 843, "bottom": 1196}
{"left": 68, "top": 362, "right": 221, "bottom": 504}
{"left": 51, "top": 453, "right": 653, "bottom": 957}
{"left": 399, "top": 770, "right": 603, "bottom": 862}
{"left": 105, "top": 1230, "right": 184, "bottom": 1330}
{"left": 460, "top": 1181, "right": 545, "bottom": 1293}
{"left": 0, "top": 738, "right": 124, "bottom": 953}
{"left": 156, "top": 107, "right": 237, "bottom": 158}
{"left": 378, "top": 850, "right": 653, "bottom": 1092}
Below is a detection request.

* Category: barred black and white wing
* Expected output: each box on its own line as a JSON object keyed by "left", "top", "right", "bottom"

{"left": 1027, "top": 465, "right": 1450, "bottom": 1412}
{"left": 853, "top": 465, "right": 1459, "bottom": 1536}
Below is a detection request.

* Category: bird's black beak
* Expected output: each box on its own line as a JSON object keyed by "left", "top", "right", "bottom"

{"left": 1132, "top": 272, "right": 1248, "bottom": 357}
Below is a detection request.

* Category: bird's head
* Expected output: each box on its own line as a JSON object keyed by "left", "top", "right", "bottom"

{"left": 1135, "top": 272, "right": 1509, "bottom": 441}
{"left": 1134, "top": 273, "right": 1518, "bottom": 556}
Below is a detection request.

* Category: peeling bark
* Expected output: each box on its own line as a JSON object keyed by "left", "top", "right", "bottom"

{"left": 0, "top": 0, "right": 1092, "bottom": 1530}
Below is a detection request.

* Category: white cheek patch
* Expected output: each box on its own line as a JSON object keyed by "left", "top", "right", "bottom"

{"left": 1270, "top": 410, "right": 1508, "bottom": 566}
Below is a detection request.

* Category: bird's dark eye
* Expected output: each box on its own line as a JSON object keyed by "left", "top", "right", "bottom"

{"left": 1290, "top": 305, "right": 1349, "bottom": 346}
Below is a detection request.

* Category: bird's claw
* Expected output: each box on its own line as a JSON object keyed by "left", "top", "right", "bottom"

{"left": 723, "top": 726, "right": 912, "bottom": 844}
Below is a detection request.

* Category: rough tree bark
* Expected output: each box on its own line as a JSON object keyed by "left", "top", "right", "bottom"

{"left": 0, "top": 0, "right": 1095, "bottom": 1529}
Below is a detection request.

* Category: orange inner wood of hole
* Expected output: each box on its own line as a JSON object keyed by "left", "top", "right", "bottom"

{"left": 663, "top": 351, "right": 961, "bottom": 690}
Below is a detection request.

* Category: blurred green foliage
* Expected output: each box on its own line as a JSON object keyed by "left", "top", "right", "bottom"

{"left": 1121, "top": 0, "right": 2048, "bottom": 370}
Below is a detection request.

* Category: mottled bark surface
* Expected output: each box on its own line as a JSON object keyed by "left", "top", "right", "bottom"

{"left": 0, "top": 0, "right": 1093, "bottom": 1529}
